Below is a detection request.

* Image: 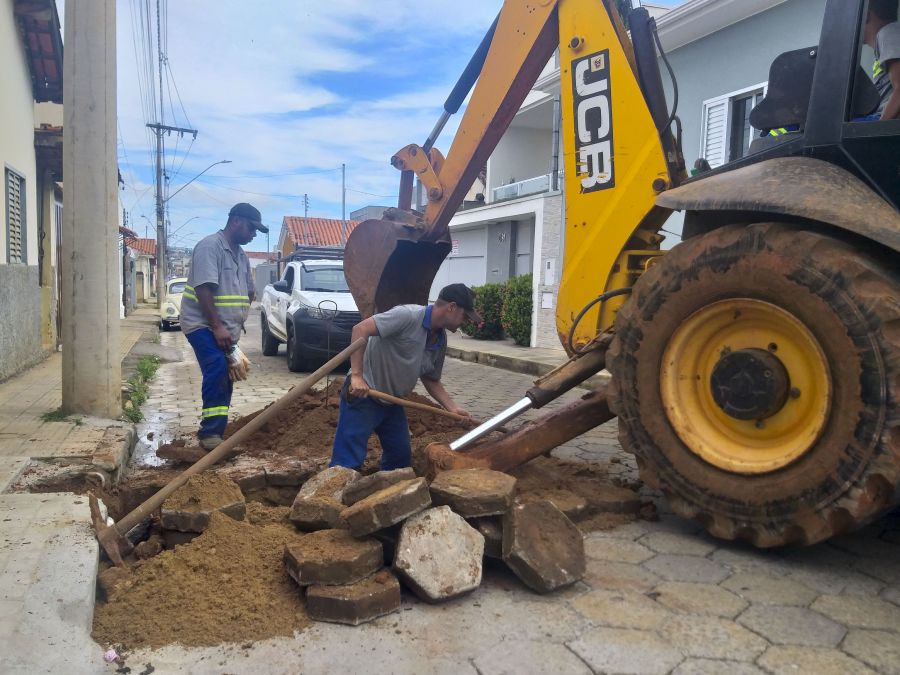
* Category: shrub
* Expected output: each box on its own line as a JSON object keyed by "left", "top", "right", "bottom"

{"left": 502, "top": 273, "right": 533, "bottom": 346}
{"left": 461, "top": 282, "right": 505, "bottom": 340}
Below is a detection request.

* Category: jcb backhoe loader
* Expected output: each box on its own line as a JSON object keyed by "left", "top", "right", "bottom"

{"left": 344, "top": 0, "right": 900, "bottom": 547}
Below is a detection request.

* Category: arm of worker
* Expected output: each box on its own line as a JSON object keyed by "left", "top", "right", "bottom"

{"left": 195, "top": 283, "right": 232, "bottom": 351}
{"left": 347, "top": 317, "right": 380, "bottom": 398}
{"left": 421, "top": 377, "right": 469, "bottom": 418}
{"left": 881, "top": 60, "right": 900, "bottom": 120}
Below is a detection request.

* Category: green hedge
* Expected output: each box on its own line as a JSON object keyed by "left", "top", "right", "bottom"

{"left": 502, "top": 273, "right": 533, "bottom": 346}
{"left": 461, "top": 282, "right": 505, "bottom": 339}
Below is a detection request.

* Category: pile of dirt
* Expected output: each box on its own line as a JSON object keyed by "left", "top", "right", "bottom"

{"left": 93, "top": 504, "right": 310, "bottom": 649}
{"left": 161, "top": 473, "right": 243, "bottom": 512}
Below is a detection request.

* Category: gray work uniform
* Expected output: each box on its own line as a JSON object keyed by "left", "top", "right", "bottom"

{"left": 180, "top": 231, "right": 252, "bottom": 342}
{"left": 874, "top": 22, "right": 900, "bottom": 115}
{"left": 358, "top": 304, "right": 446, "bottom": 398}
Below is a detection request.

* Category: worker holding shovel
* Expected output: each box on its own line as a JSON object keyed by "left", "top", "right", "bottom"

{"left": 330, "top": 284, "right": 481, "bottom": 470}
{"left": 180, "top": 203, "right": 269, "bottom": 450}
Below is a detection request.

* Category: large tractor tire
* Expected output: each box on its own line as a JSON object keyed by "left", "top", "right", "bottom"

{"left": 607, "top": 223, "right": 900, "bottom": 547}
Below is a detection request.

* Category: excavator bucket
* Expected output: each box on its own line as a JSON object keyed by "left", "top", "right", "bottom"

{"left": 344, "top": 217, "right": 451, "bottom": 318}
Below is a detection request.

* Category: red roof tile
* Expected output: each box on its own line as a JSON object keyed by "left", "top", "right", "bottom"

{"left": 130, "top": 238, "right": 156, "bottom": 257}
{"left": 283, "top": 217, "right": 361, "bottom": 247}
{"left": 245, "top": 251, "right": 277, "bottom": 260}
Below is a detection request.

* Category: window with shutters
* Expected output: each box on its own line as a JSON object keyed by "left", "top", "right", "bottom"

{"left": 699, "top": 83, "right": 767, "bottom": 168}
{"left": 6, "top": 168, "right": 26, "bottom": 264}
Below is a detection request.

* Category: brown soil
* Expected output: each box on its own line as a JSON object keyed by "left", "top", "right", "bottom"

{"left": 162, "top": 473, "right": 244, "bottom": 512}
{"left": 93, "top": 505, "right": 311, "bottom": 649}
{"left": 287, "top": 529, "right": 372, "bottom": 562}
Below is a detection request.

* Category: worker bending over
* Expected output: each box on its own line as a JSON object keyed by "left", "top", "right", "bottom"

{"left": 330, "top": 284, "right": 481, "bottom": 470}
{"left": 866, "top": 0, "right": 900, "bottom": 120}
{"left": 180, "top": 203, "right": 268, "bottom": 449}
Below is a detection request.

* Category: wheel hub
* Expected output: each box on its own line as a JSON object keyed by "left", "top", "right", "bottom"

{"left": 711, "top": 348, "right": 790, "bottom": 421}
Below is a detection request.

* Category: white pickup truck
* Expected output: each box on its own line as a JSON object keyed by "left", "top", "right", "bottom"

{"left": 259, "top": 251, "right": 361, "bottom": 372}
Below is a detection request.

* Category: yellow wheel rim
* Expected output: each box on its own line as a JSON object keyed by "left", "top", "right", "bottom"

{"left": 660, "top": 299, "right": 831, "bottom": 474}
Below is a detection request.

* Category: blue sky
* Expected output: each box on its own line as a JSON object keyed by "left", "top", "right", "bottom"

{"left": 109, "top": 0, "right": 686, "bottom": 251}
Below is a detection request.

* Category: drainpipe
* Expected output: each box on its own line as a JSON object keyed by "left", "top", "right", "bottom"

{"left": 551, "top": 95, "right": 561, "bottom": 192}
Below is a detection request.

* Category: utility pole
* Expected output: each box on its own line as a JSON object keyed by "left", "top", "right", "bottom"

{"left": 303, "top": 193, "right": 309, "bottom": 245}
{"left": 61, "top": 0, "right": 120, "bottom": 417}
{"left": 341, "top": 163, "right": 346, "bottom": 245}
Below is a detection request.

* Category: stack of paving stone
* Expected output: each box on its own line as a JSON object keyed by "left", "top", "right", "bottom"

{"left": 283, "top": 465, "right": 586, "bottom": 626}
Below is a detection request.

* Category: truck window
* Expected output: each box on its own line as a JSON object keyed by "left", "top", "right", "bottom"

{"left": 283, "top": 266, "right": 295, "bottom": 292}
{"left": 300, "top": 267, "right": 350, "bottom": 293}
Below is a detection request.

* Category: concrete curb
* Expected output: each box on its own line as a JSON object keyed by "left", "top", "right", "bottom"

{"left": 446, "top": 346, "right": 609, "bottom": 391}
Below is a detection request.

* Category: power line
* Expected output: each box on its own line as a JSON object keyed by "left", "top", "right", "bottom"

{"left": 203, "top": 167, "right": 343, "bottom": 179}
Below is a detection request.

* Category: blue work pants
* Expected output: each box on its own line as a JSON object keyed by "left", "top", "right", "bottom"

{"left": 185, "top": 328, "right": 233, "bottom": 439}
{"left": 330, "top": 388, "right": 412, "bottom": 471}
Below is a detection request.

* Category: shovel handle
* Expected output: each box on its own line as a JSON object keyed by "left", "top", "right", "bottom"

{"left": 367, "top": 389, "right": 470, "bottom": 422}
{"left": 111, "top": 338, "right": 367, "bottom": 537}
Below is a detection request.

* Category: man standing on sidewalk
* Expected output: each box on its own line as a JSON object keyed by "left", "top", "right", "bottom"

{"left": 329, "top": 284, "right": 480, "bottom": 470}
{"left": 180, "top": 203, "right": 268, "bottom": 449}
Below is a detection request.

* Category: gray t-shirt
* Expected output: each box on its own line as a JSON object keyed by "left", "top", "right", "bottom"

{"left": 874, "top": 22, "right": 900, "bottom": 114}
{"left": 180, "top": 231, "right": 252, "bottom": 342}
{"left": 358, "top": 304, "right": 446, "bottom": 398}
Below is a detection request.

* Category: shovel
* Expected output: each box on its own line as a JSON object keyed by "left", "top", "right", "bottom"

{"left": 89, "top": 338, "right": 366, "bottom": 567}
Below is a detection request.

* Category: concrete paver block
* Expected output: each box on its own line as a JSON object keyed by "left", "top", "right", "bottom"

{"left": 583, "top": 560, "right": 661, "bottom": 593}
{"left": 284, "top": 529, "right": 382, "bottom": 587}
{"left": 160, "top": 474, "right": 246, "bottom": 533}
{"left": 265, "top": 458, "right": 318, "bottom": 487}
{"left": 642, "top": 554, "right": 730, "bottom": 584}
{"left": 839, "top": 629, "right": 900, "bottom": 675}
{"left": 342, "top": 468, "right": 416, "bottom": 506}
{"left": 514, "top": 488, "right": 588, "bottom": 519}
{"left": 652, "top": 581, "right": 748, "bottom": 619}
{"left": 660, "top": 615, "right": 768, "bottom": 661}
{"left": 502, "top": 501, "right": 585, "bottom": 594}
{"left": 721, "top": 571, "right": 818, "bottom": 606}
{"left": 429, "top": 469, "right": 516, "bottom": 517}
{"left": 306, "top": 569, "right": 401, "bottom": 626}
{"left": 811, "top": 593, "right": 900, "bottom": 630}
{"left": 571, "top": 588, "right": 671, "bottom": 630}
{"left": 568, "top": 626, "right": 684, "bottom": 675}
{"left": 474, "top": 640, "right": 591, "bottom": 675}
{"left": 470, "top": 517, "right": 503, "bottom": 558}
{"left": 394, "top": 506, "right": 484, "bottom": 602}
{"left": 341, "top": 477, "right": 431, "bottom": 537}
{"left": 883, "top": 585, "right": 900, "bottom": 607}
{"left": 639, "top": 531, "right": 716, "bottom": 557}
{"left": 738, "top": 605, "right": 846, "bottom": 647}
{"left": 289, "top": 466, "right": 359, "bottom": 531}
{"left": 591, "top": 483, "right": 642, "bottom": 513}
{"left": 673, "top": 659, "right": 766, "bottom": 675}
{"left": 757, "top": 646, "right": 878, "bottom": 675}
{"left": 584, "top": 534, "right": 655, "bottom": 564}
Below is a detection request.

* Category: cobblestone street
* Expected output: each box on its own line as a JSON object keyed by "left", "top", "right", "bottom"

{"left": 133, "top": 311, "right": 900, "bottom": 674}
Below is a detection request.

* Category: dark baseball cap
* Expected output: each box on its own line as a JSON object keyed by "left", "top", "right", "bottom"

{"left": 228, "top": 202, "right": 269, "bottom": 233}
{"left": 438, "top": 283, "right": 482, "bottom": 323}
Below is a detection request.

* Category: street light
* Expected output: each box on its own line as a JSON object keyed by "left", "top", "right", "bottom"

{"left": 165, "top": 159, "right": 231, "bottom": 202}
{"left": 169, "top": 215, "right": 201, "bottom": 238}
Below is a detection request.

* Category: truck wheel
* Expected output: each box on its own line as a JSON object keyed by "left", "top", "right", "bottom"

{"left": 286, "top": 326, "right": 308, "bottom": 372}
{"left": 607, "top": 223, "right": 900, "bottom": 547}
{"left": 261, "top": 314, "right": 280, "bottom": 356}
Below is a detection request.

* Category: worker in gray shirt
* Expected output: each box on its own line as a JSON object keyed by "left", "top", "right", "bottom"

{"left": 330, "top": 284, "right": 482, "bottom": 470}
{"left": 865, "top": 0, "right": 900, "bottom": 120}
{"left": 181, "top": 203, "right": 268, "bottom": 449}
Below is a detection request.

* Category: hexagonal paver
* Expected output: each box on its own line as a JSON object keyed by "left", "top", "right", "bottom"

{"left": 341, "top": 468, "right": 416, "bottom": 506}
{"left": 812, "top": 593, "right": 900, "bottom": 630}
{"left": 883, "top": 585, "right": 900, "bottom": 607}
{"left": 571, "top": 589, "right": 671, "bottom": 630}
{"left": 652, "top": 581, "right": 748, "bottom": 618}
{"left": 341, "top": 477, "right": 432, "bottom": 537}
{"left": 672, "top": 659, "right": 766, "bottom": 675}
{"left": 289, "top": 466, "right": 359, "bottom": 531}
{"left": 474, "top": 640, "right": 591, "bottom": 675}
{"left": 584, "top": 536, "right": 655, "bottom": 564}
{"left": 737, "top": 605, "right": 845, "bottom": 647}
{"left": 639, "top": 532, "right": 716, "bottom": 557}
{"left": 601, "top": 521, "right": 650, "bottom": 541}
{"left": 852, "top": 557, "right": 900, "bottom": 585}
{"left": 758, "top": 645, "right": 878, "bottom": 675}
{"left": 429, "top": 469, "right": 516, "bottom": 517}
{"left": 842, "top": 629, "right": 900, "bottom": 675}
{"left": 284, "top": 529, "right": 382, "bottom": 587}
{"left": 305, "top": 569, "right": 401, "bottom": 625}
{"left": 660, "top": 615, "right": 768, "bottom": 661}
{"left": 568, "top": 627, "right": 683, "bottom": 675}
{"left": 583, "top": 561, "right": 660, "bottom": 593}
{"left": 514, "top": 489, "right": 588, "bottom": 519}
{"left": 394, "top": 506, "right": 484, "bottom": 602}
{"left": 642, "top": 554, "right": 730, "bottom": 584}
{"left": 503, "top": 501, "right": 585, "bottom": 594}
{"left": 721, "top": 571, "right": 818, "bottom": 606}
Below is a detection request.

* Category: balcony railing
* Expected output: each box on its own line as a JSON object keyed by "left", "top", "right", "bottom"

{"left": 491, "top": 171, "right": 562, "bottom": 202}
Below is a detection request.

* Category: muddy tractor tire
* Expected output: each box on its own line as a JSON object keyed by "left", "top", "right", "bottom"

{"left": 607, "top": 223, "right": 900, "bottom": 547}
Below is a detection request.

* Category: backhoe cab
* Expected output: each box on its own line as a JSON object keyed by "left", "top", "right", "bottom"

{"left": 345, "top": 0, "right": 900, "bottom": 547}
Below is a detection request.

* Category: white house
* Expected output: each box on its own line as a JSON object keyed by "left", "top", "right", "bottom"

{"left": 427, "top": 0, "right": 833, "bottom": 350}
{"left": 1, "top": 0, "right": 64, "bottom": 380}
